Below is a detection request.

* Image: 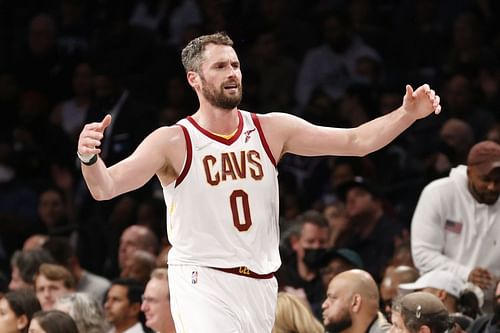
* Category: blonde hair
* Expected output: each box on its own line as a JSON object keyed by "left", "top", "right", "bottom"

{"left": 272, "top": 292, "right": 324, "bottom": 333}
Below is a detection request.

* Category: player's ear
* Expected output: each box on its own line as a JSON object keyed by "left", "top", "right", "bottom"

{"left": 187, "top": 71, "right": 200, "bottom": 89}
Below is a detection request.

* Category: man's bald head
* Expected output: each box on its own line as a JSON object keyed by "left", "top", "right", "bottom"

{"left": 118, "top": 225, "right": 159, "bottom": 269}
{"left": 335, "top": 269, "right": 379, "bottom": 302}
{"left": 322, "top": 269, "right": 380, "bottom": 332}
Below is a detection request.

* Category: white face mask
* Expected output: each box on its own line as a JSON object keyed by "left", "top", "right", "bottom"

{"left": 0, "top": 164, "right": 15, "bottom": 183}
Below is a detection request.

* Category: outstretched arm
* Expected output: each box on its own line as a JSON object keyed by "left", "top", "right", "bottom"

{"left": 260, "top": 84, "right": 441, "bottom": 160}
{"left": 77, "top": 115, "right": 183, "bottom": 200}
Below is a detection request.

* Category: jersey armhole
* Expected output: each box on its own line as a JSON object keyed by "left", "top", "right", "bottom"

{"left": 251, "top": 113, "right": 277, "bottom": 167}
{"left": 174, "top": 124, "right": 192, "bottom": 187}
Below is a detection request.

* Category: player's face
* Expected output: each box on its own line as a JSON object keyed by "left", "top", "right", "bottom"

{"left": 199, "top": 44, "right": 242, "bottom": 110}
{"left": 468, "top": 167, "right": 500, "bottom": 205}
{"left": 322, "top": 279, "right": 353, "bottom": 332}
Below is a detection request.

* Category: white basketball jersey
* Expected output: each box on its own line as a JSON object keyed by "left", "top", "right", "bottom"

{"left": 163, "top": 110, "right": 281, "bottom": 274}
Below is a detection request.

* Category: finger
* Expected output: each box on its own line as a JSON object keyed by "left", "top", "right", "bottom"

{"left": 433, "top": 95, "right": 440, "bottom": 108}
{"left": 434, "top": 105, "right": 441, "bottom": 115}
{"left": 97, "top": 114, "right": 112, "bottom": 132}
{"left": 405, "top": 84, "right": 414, "bottom": 98}
{"left": 81, "top": 131, "right": 104, "bottom": 141}
{"left": 427, "top": 89, "right": 435, "bottom": 99}
{"left": 79, "top": 146, "right": 101, "bottom": 155}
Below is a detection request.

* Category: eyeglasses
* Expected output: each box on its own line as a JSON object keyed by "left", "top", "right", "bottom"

{"left": 141, "top": 295, "right": 169, "bottom": 304}
{"left": 141, "top": 295, "right": 159, "bottom": 304}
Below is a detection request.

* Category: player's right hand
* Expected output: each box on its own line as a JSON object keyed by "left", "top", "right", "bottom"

{"left": 78, "top": 114, "right": 112, "bottom": 156}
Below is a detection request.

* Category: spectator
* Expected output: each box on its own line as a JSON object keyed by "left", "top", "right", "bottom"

{"left": 390, "top": 292, "right": 449, "bottom": 333}
{"left": 33, "top": 263, "right": 75, "bottom": 310}
{"left": 322, "top": 269, "right": 390, "bottom": 333}
{"left": 380, "top": 265, "right": 419, "bottom": 320}
{"left": 411, "top": 141, "right": 500, "bottom": 309}
{"left": 118, "top": 225, "right": 159, "bottom": 274}
{"left": 141, "top": 268, "right": 175, "bottom": 333}
{"left": 120, "top": 250, "right": 156, "bottom": 286}
{"left": 398, "top": 270, "right": 464, "bottom": 314}
{"left": 9, "top": 249, "right": 54, "bottom": 291}
{"left": 29, "top": 310, "right": 79, "bottom": 333}
{"left": 272, "top": 292, "right": 324, "bottom": 333}
{"left": 280, "top": 210, "right": 329, "bottom": 315}
{"left": 54, "top": 292, "right": 109, "bottom": 333}
{"left": 468, "top": 280, "right": 500, "bottom": 333}
{"left": 336, "top": 176, "right": 403, "bottom": 282}
{"left": 104, "top": 278, "right": 146, "bottom": 333}
{"left": 320, "top": 247, "right": 364, "bottom": 290}
{"left": 42, "top": 237, "right": 110, "bottom": 304}
{"left": 0, "top": 289, "right": 41, "bottom": 333}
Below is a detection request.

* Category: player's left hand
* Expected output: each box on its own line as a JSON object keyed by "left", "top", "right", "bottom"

{"left": 402, "top": 84, "right": 441, "bottom": 120}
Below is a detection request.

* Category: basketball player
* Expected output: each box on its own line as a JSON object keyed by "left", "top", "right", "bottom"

{"left": 77, "top": 32, "right": 441, "bottom": 333}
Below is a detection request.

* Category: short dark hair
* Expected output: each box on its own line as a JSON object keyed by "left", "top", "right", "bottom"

{"left": 4, "top": 289, "right": 41, "bottom": 333}
{"left": 11, "top": 249, "right": 55, "bottom": 285}
{"left": 181, "top": 32, "right": 234, "bottom": 73}
{"left": 109, "top": 278, "right": 144, "bottom": 304}
{"left": 297, "top": 210, "right": 329, "bottom": 230}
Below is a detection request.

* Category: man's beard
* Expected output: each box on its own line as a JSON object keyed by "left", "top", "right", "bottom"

{"left": 201, "top": 75, "right": 242, "bottom": 109}
{"left": 325, "top": 310, "right": 352, "bottom": 333}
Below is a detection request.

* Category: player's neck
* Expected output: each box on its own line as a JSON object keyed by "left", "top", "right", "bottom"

{"left": 193, "top": 106, "right": 240, "bottom": 135}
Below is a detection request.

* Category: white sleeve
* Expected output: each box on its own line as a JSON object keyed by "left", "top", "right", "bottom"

{"left": 410, "top": 183, "right": 471, "bottom": 281}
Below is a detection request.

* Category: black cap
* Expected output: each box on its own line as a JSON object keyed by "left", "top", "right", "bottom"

{"left": 323, "top": 248, "right": 364, "bottom": 269}
{"left": 336, "top": 176, "right": 381, "bottom": 201}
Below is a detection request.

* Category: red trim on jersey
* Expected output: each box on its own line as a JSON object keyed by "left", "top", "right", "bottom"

{"left": 187, "top": 111, "right": 243, "bottom": 145}
{"left": 251, "top": 113, "right": 277, "bottom": 167}
{"left": 175, "top": 125, "right": 192, "bottom": 187}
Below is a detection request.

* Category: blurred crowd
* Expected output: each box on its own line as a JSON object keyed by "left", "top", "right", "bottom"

{"left": 1, "top": 0, "right": 500, "bottom": 332}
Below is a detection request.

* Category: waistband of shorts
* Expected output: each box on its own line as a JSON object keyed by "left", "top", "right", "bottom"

{"left": 210, "top": 266, "right": 274, "bottom": 279}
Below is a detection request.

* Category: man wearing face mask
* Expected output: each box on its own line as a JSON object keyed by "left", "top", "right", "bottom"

{"left": 280, "top": 210, "right": 329, "bottom": 318}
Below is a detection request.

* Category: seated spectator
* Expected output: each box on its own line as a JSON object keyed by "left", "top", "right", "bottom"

{"left": 390, "top": 292, "right": 450, "bottom": 333}
{"left": 9, "top": 249, "right": 54, "bottom": 291}
{"left": 34, "top": 263, "right": 75, "bottom": 310}
{"left": 320, "top": 247, "right": 364, "bottom": 290}
{"left": 120, "top": 250, "right": 156, "bottom": 286}
{"left": 279, "top": 210, "right": 329, "bottom": 317}
{"left": 272, "top": 292, "right": 324, "bottom": 333}
{"left": 380, "top": 265, "right": 420, "bottom": 320}
{"left": 104, "top": 278, "right": 146, "bottom": 333}
{"left": 141, "top": 268, "right": 175, "bottom": 333}
{"left": 468, "top": 280, "right": 500, "bottom": 333}
{"left": 0, "top": 289, "right": 41, "bottom": 333}
{"left": 336, "top": 176, "right": 403, "bottom": 282}
{"left": 54, "top": 292, "right": 109, "bottom": 333}
{"left": 398, "top": 270, "right": 464, "bottom": 314}
{"left": 42, "top": 237, "right": 110, "bottom": 303}
{"left": 322, "top": 269, "right": 390, "bottom": 332}
{"left": 29, "top": 310, "right": 78, "bottom": 333}
{"left": 22, "top": 234, "right": 48, "bottom": 251}
{"left": 118, "top": 225, "right": 159, "bottom": 275}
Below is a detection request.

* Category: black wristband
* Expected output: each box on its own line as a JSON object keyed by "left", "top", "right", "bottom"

{"left": 80, "top": 154, "right": 98, "bottom": 166}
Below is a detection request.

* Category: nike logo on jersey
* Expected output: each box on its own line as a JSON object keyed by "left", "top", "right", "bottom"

{"left": 244, "top": 128, "right": 256, "bottom": 143}
{"left": 195, "top": 142, "right": 213, "bottom": 151}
